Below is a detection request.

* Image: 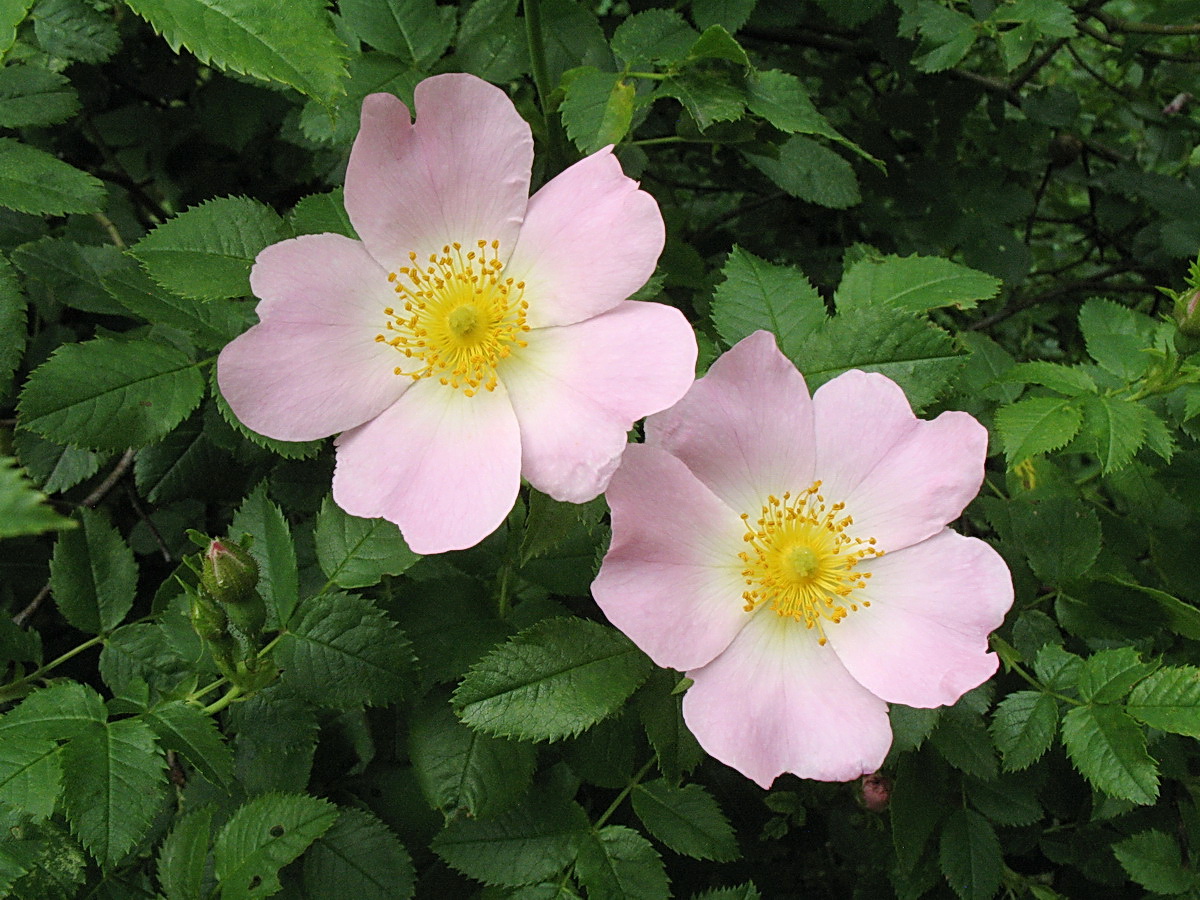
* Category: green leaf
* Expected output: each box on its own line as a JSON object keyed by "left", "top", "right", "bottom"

{"left": 1126, "top": 666, "right": 1200, "bottom": 738}
{"left": 157, "top": 805, "right": 213, "bottom": 900}
{"left": 990, "top": 691, "right": 1058, "bottom": 771}
{"left": 213, "top": 793, "right": 337, "bottom": 900}
{"left": 1077, "top": 647, "right": 1156, "bottom": 704}
{"left": 339, "top": 0, "right": 453, "bottom": 67}
{"left": 134, "top": 414, "right": 230, "bottom": 505}
{"left": 124, "top": 0, "right": 348, "bottom": 101}
{"left": 9, "top": 237, "right": 129, "bottom": 315}
{"left": 99, "top": 622, "right": 194, "bottom": 704}
{"left": 302, "top": 807, "right": 414, "bottom": 900}
{"left": 143, "top": 701, "right": 234, "bottom": 788}
{"left": 963, "top": 772, "right": 1042, "bottom": 827}
{"left": 431, "top": 793, "right": 588, "bottom": 887}
{"left": 837, "top": 254, "right": 1000, "bottom": 314}
{"left": 1014, "top": 497, "right": 1101, "bottom": 584}
{"left": 710, "top": 245, "right": 825, "bottom": 357}
{"left": 230, "top": 483, "right": 298, "bottom": 626}
{"left": 1060, "top": 705, "right": 1158, "bottom": 804}
{"left": 276, "top": 592, "right": 416, "bottom": 707}
{"left": 288, "top": 188, "right": 355, "bottom": 239}
{"left": 32, "top": 0, "right": 119, "bottom": 63}
{"left": 1112, "top": 830, "right": 1197, "bottom": 895}
{"left": 574, "top": 825, "right": 669, "bottom": 900}
{"left": 0, "top": 454, "right": 71, "bottom": 537}
{"left": 0, "top": 681, "right": 106, "bottom": 743}
{"left": 660, "top": 66, "right": 745, "bottom": 130}
{"left": 692, "top": 0, "right": 756, "bottom": 33}
{"left": 745, "top": 68, "right": 878, "bottom": 166}
{"left": 631, "top": 780, "right": 738, "bottom": 861}
{"left": 60, "top": 718, "right": 167, "bottom": 868}
{"left": 930, "top": 706, "right": 997, "bottom": 781}
{"left": 937, "top": 808, "right": 1002, "bottom": 900}
{"left": 687, "top": 25, "right": 749, "bottom": 67}
{"left": 560, "top": 68, "right": 635, "bottom": 155}
{"left": 49, "top": 508, "right": 136, "bottom": 634}
{"left": 314, "top": 495, "right": 420, "bottom": 589}
{"left": 891, "top": 750, "right": 951, "bottom": 875}
{"left": 13, "top": 430, "right": 106, "bottom": 495}
{"left": 789, "top": 306, "right": 964, "bottom": 409}
{"left": 229, "top": 696, "right": 317, "bottom": 795}
{"left": 1078, "top": 297, "right": 1158, "bottom": 380}
{"left": 0, "top": 0, "right": 35, "bottom": 55}
{"left": 995, "top": 397, "right": 1083, "bottom": 467}
{"left": 912, "top": 1, "right": 979, "bottom": 72}
{"left": 102, "top": 264, "right": 249, "bottom": 349}
{"left": 610, "top": 9, "right": 697, "bottom": 65}
{"left": 0, "top": 65, "right": 78, "bottom": 127}
{"left": 748, "top": 136, "right": 860, "bottom": 209}
{"left": 18, "top": 337, "right": 205, "bottom": 451}
{"left": 0, "top": 138, "right": 104, "bottom": 215}
{"left": 999, "top": 361, "right": 1096, "bottom": 395}
{"left": 0, "top": 737, "right": 61, "bottom": 820}
{"left": 408, "top": 688, "right": 536, "bottom": 819}
{"left": 635, "top": 669, "right": 703, "bottom": 783}
{"left": 519, "top": 490, "right": 605, "bottom": 566}
{"left": 0, "top": 254, "right": 24, "bottom": 391}
{"left": 453, "top": 617, "right": 654, "bottom": 742}
{"left": 692, "top": 885, "right": 762, "bottom": 900}
{"left": 1033, "top": 644, "right": 1082, "bottom": 692}
{"left": 130, "top": 196, "right": 286, "bottom": 302}
{"left": 1079, "top": 396, "right": 1147, "bottom": 473}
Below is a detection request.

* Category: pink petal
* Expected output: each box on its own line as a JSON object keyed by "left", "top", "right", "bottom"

{"left": 505, "top": 147, "right": 665, "bottom": 329}
{"left": 503, "top": 301, "right": 697, "bottom": 502}
{"left": 645, "top": 330, "right": 816, "bottom": 516}
{"left": 217, "top": 234, "right": 407, "bottom": 441}
{"left": 825, "top": 530, "right": 1012, "bottom": 708}
{"left": 683, "top": 611, "right": 893, "bottom": 787}
{"left": 344, "top": 75, "right": 533, "bottom": 271}
{"left": 332, "top": 379, "right": 521, "bottom": 554}
{"left": 811, "top": 370, "right": 988, "bottom": 551}
{"left": 592, "top": 444, "right": 750, "bottom": 672}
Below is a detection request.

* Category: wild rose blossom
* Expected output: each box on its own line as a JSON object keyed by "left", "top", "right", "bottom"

{"left": 218, "top": 74, "right": 696, "bottom": 554}
{"left": 592, "top": 331, "right": 1013, "bottom": 787}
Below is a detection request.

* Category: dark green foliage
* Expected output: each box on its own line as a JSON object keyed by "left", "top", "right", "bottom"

{"left": 2, "top": 1, "right": 1200, "bottom": 897}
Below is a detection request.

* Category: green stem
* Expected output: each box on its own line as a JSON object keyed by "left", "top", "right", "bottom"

{"left": 202, "top": 685, "right": 243, "bottom": 715}
{"left": 595, "top": 757, "right": 656, "bottom": 829}
{"left": 626, "top": 71, "right": 667, "bottom": 81}
{"left": 1007, "top": 659, "right": 1078, "bottom": 705}
{"left": 0, "top": 634, "right": 106, "bottom": 701}
{"left": 523, "top": 0, "right": 568, "bottom": 174}
{"left": 630, "top": 136, "right": 686, "bottom": 147}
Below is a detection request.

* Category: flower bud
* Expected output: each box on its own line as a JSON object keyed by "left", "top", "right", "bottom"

{"left": 860, "top": 772, "right": 892, "bottom": 813}
{"left": 200, "top": 539, "right": 259, "bottom": 605}
{"left": 1174, "top": 289, "right": 1200, "bottom": 354}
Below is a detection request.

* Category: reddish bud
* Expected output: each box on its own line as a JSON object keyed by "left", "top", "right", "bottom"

{"left": 860, "top": 772, "right": 892, "bottom": 812}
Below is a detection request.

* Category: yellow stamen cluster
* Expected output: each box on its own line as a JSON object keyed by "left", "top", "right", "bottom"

{"left": 376, "top": 240, "right": 530, "bottom": 396}
{"left": 738, "top": 481, "right": 883, "bottom": 645}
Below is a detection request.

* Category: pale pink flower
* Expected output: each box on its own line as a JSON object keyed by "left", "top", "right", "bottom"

{"left": 217, "top": 74, "right": 696, "bottom": 554}
{"left": 592, "top": 331, "right": 1012, "bottom": 787}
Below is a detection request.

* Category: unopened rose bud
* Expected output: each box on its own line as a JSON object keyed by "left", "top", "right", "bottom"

{"left": 860, "top": 772, "right": 891, "bottom": 813}
{"left": 200, "top": 539, "right": 259, "bottom": 605}
{"left": 1176, "top": 290, "right": 1200, "bottom": 336}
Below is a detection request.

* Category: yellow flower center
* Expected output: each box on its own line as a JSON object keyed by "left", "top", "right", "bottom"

{"left": 738, "top": 481, "right": 883, "bottom": 645}
{"left": 376, "top": 239, "right": 530, "bottom": 396}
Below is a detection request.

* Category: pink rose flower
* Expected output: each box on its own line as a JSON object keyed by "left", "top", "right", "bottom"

{"left": 592, "top": 331, "right": 1012, "bottom": 787}
{"left": 217, "top": 74, "right": 696, "bottom": 554}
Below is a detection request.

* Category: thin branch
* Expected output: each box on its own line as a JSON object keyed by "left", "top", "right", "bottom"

{"left": 13, "top": 449, "right": 137, "bottom": 627}
{"left": 1076, "top": 20, "right": 1200, "bottom": 62}
{"left": 1093, "top": 10, "right": 1200, "bottom": 35}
